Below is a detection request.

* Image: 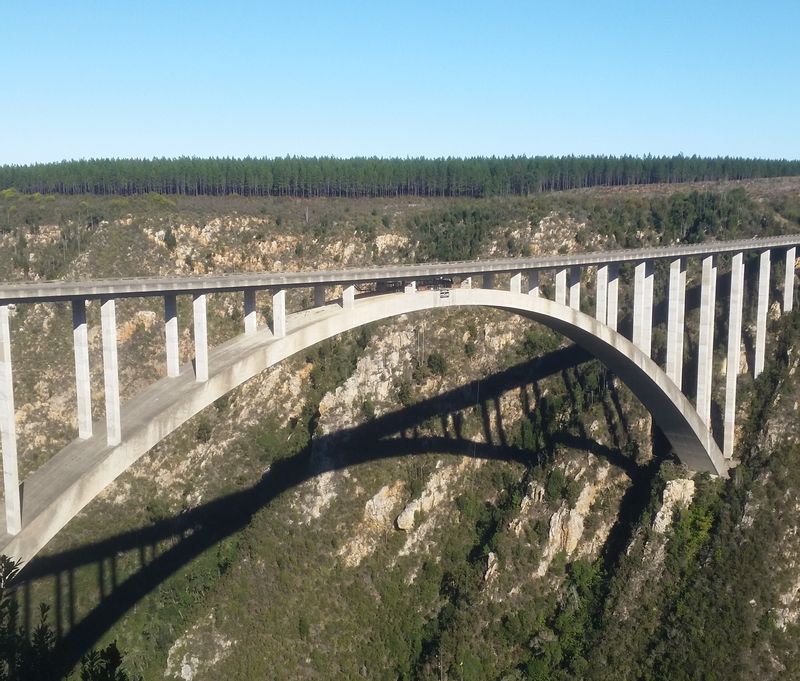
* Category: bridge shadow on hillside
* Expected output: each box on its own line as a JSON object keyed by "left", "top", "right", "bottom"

{"left": 11, "top": 281, "right": 731, "bottom": 673}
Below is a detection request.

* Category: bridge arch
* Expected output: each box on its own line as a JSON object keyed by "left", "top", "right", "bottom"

{"left": 0, "top": 287, "right": 726, "bottom": 565}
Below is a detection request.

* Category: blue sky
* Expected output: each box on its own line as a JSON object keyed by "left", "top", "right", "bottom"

{"left": 1, "top": 1, "right": 798, "bottom": 164}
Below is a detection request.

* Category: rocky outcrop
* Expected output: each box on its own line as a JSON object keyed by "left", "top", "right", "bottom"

{"left": 652, "top": 479, "right": 696, "bottom": 534}
{"left": 396, "top": 461, "right": 459, "bottom": 532}
{"left": 164, "top": 614, "right": 235, "bottom": 681}
{"left": 535, "top": 465, "right": 609, "bottom": 577}
{"left": 337, "top": 481, "right": 405, "bottom": 567}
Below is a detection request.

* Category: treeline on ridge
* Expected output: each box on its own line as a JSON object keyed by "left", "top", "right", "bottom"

{"left": 1, "top": 155, "right": 799, "bottom": 198}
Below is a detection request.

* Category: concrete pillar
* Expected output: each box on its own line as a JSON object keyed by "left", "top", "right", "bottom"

{"left": 273, "top": 289, "right": 287, "bottom": 336}
{"left": 696, "top": 256, "right": 717, "bottom": 426}
{"left": 510, "top": 273, "right": 521, "bottom": 295}
{"left": 164, "top": 295, "right": 179, "bottom": 378}
{"left": 784, "top": 246, "right": 796, "bottom": 313}
{"left": 343, "top": 285, "right": 355, "bottom": 310}
{"left": 526, "top": 270, "right": 539, "bottom": 297}
{"left": 723, "top": 253, "right": 745, "bottom": 458}
{"left": 595, "top": 265, "right": 608, "bottom": 324}
{"left": 666, "top": 258, "right": 686, "bottom": 388}
{"left": 72, "top": 299, "right": 92, "bottom": 438}
{"left": 460, "top": 277, "right": 472, "bottom": 289}
{"left": 568, "top": 266, "right": 581, "bottom": 311}
{"left": 101, "top": 297, "right": 122, "bottom": 445}
{"left": 483, "top": 273, "right": 495, "bottom": 289}
{"left": 192, "top": 293, "right": 208, "bottom": 383}
{"left": 0, "top": 305, "right": 21, "bottom": 535}
{"left": 314, "top": 285, "right": 325, "bottom": 308}
{"left": 244, "top": 288, "right": 257, "bottom": 334}
{"left": 754, "top": 250, "right": 770, "bottom": 378}
{"left": 633, "top": 261, "right": 654, "bottom": 356}
{"left": 555, "top": 268, "right": 567, "bottom": 305}
{"left": 606, "top": 264, "right": 619, "bottom": 331}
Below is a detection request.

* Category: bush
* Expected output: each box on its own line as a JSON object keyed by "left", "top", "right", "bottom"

{"left": 427, "top": 351, "right": 447, "bottom": 377}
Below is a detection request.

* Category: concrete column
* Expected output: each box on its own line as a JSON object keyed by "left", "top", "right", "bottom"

{"left": 754, "top": 250, "right": 770, "bottom": 378}
{"left": 314, "top": 285, "right": 325, "bottom": 308}
{"left": 784, "top": 246, "right": 796, "bottom": 313}
{"left": 72, "top": 299, "right": 92, "bottom": 438}
{"left": 483, "top": 273, "right": 495, "bottom": 289}
{"left": 192, "top": 293, "right": 208, "bottom": 383}
{"left": 510, "top": 273, "right": 521, "bottom": 294}
{"left": 164, "top": 295, "right": 179, "bottom": 378}
{"left": 460, "top": 277, "right": 472, "bottom": 289}
{"left": 633, "top": 261, "right": 654, "bottom": 356}
{"left": 665, "top": 258, "right": 686, "bottom": 389}
{"left": 343, "top": 285, "right": 355, "bottom": 310}
{"left": 0, "top": 305, "right": 20, "bottom": 535}
{"left": 696, "top": 256, "right": 717, "bottom": 426}
{"left": 568, "top": 266, "right": 581, "bottom": 311}
{"left": 723, "top": 252, "right": 745, "bottom": 458}
{"left": 555, "top": 269, "right": 567, "bottom": 305}
{"left": 526, "top": 270, "right": 539, "bottom": 297}
{"left": 244, "top": 288, "right": 257, "bottom": 334}
{"left": 595, "top": 265, "right": 608, "bottom": 324}
{"left": 273, "top": 289, "right": 287, "bottom": 336}
{"left": 606, "top": 264, "right": 619, "bottom": 331}
{"left": 101, "top": 297, "right": 122, "bottom": 445}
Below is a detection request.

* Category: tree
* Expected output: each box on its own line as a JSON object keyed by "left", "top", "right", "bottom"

{"left": 0, "top": 556, "right": 139, "bottom": 680}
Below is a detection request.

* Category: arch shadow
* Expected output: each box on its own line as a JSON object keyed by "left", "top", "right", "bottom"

{"left": 13, "top": 343, "right": 657, "bottom": 673}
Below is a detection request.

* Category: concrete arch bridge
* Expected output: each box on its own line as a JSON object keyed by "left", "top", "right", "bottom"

{"left": 0, "top": 235, "right": 798, "bottom": 566}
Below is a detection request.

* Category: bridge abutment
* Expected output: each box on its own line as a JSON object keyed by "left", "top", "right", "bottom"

{"left": 666, "top": 258, "right": 686, "bottom": 388}
{"left": 314, "top": 285, "right": 326, "bottom": 308}
{"left": 192, "top": 294, "right": 209, "bottom": 382}
{"left": 165, "top": 295, "right": 180, "bottom": 377}
{"left": 526, "top": 270, "right": 539, "bottom": 296}
{"left": 786, "top": 247, "right": 796, "bottom": 312}
{"left": 568, "top": 266, "right": 581, "bottom": 311}
{"left": 101, "top": 298, "right": 122, "bottom": 445}
{"left": 696, "top": 256, "right": 717, "bottom": 426}
{"left": 343, "top": 285, "right": 355, "bottom": 309}
{"left": 755, "top": 250, "right": 771, "bottom": 377}
{"left": 0, "top": 305, "right": 20, "bottom": 535}
{"left": 595, "top": 265, "right": 608, "bottom": 324}
{"left": 72, "top": 300, "right": 92, "bottom": 439}
{"left": 244, "top": 288, "right": 257, "bottom": 334}
{"left": 273, "top": 289, "right": 287, "bottom": 335}
{"left": 724, "top": 252, "right": 745, "bottom": 458}
{"left": 606, "top": 264, "right": 619, "bottom": 331}
{"left": 555, "top": 268, "right": 567, "bottom": 305}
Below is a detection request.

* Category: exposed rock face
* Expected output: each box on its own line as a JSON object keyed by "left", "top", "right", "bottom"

{"left": 164, "top": 614, "right": 234, "bottom": 681}
{"left": 484, "top": 551, "right": 499, "bottom": 582}
{"left": 535, "top": 465, "right": 609, "bottom": 577}
{"left": 652, "top": 478, "right": 696, "bottom": 534}
{"left": 396, "top": 462, "right": 455, "bottom": 531}
{"left": 776, "top": 575, "right": 800, "bottom": 630}
{"left": 508, "top": 481, "right": 547, "bottom": 538}
{"left": 396, "top": 457, "right": 484, "bottom": 564}
{"left": 338, "top": 481, "right": 405, "bottom": 567}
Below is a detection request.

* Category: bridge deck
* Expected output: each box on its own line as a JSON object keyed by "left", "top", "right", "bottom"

{"left": 1, "top": 234, "right": 798, "bottom": 304}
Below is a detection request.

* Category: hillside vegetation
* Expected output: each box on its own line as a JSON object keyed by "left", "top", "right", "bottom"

{"left": 0, "top": 179, "right": 799, "bottom": 680}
